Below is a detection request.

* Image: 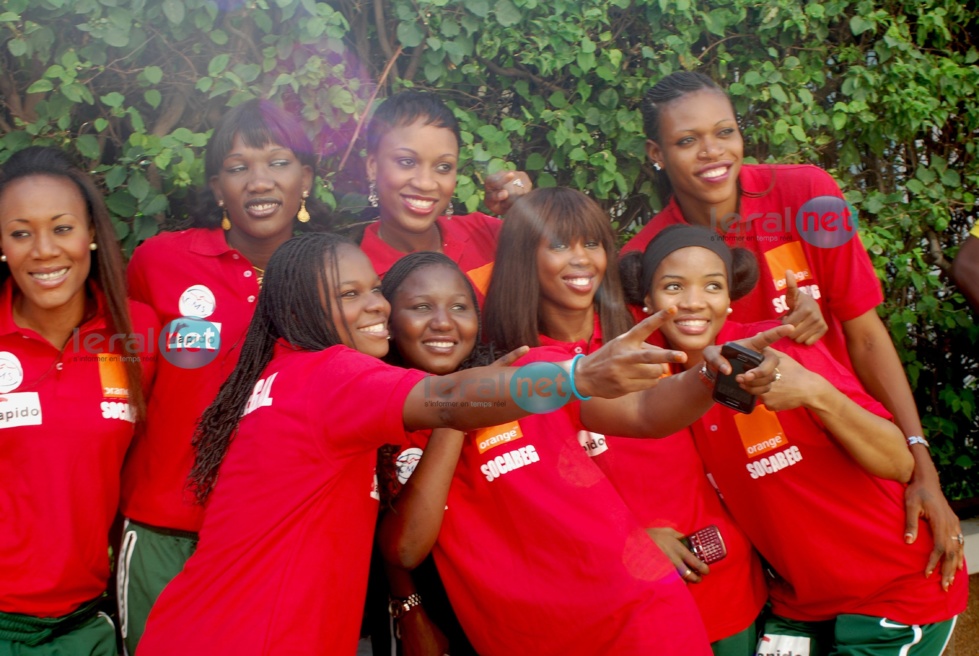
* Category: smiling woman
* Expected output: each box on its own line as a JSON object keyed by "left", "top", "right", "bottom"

{"left": 0, "top": 146, "right": 154, "bottom": 655}
{"left": 116, "top": 99, "right": 333, "bottom": 655}
{"left": 358, "top": 90, "right": 532, "bottom": 306}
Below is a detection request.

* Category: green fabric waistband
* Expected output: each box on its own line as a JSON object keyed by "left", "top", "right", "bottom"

{"left": 0, "top": 597, "right": 102, "bottom": 646}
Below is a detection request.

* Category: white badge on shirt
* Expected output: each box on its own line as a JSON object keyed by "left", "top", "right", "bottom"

{"left": 178, "top": 284, "right": 217, "bottom": 319}
{"left": 396, "top": 447, "right": 424, "bottom": 484}
{"left": 577, "top": 430, "right": 608, "bottom": 458}
{"left": 0, "top": 351, "right": 25, "bottom": 393}
{"left": 0, "top": 392, "right": 42, "bottom": 429}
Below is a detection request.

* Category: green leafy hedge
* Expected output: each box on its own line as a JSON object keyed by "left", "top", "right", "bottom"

{"left": 2, "top": 0, "right": 977, "bottom": 497}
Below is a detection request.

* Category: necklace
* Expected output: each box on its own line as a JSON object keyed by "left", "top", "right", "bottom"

{"left": 252, "top": 265, "right": 265, "bottom": 288}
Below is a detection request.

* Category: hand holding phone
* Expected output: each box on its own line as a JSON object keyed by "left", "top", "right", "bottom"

{"left": 680, "top": 525, "right": 727, "bottom": 565}
{"left": 712, "top": 342, "right": 764, "bottom": 414}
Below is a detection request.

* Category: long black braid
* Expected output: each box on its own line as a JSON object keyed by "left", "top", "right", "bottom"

{"left": 190, "top": 232, "right": 354, "bottom": 503}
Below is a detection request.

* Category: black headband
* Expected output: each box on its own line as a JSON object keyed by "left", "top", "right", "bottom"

{"left": 641, "top": 225, "right": 733, "bottom": 298}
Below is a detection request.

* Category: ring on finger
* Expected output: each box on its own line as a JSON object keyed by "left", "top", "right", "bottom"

{"left": 511, "top": 178, "right": 524, "bottom": 188}
{"left": 953, "top": 533, "right": 965, "bottom": 545}
{"left": 682, "top": 568, "right": 694, "bottom": 579}
{"left": 773, "top": 367, "right": 782, "bottom": 382}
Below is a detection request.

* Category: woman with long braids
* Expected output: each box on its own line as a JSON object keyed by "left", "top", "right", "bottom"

{"left": 0, "top": 146, "right": 154, "bottom": 654}
{"left": 621, "top": 72, "right": 965, "bottom": 588}
{"left": 116, "top": 99, "right": 331, "bottom": 654}
{"left": 360, "top": 90, "right": 530, "bottom": 305}
{"left": 138, "top": 232, "right": 779, "bottom": 654}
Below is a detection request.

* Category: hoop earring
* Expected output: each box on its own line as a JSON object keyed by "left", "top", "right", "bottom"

{"left": 218, "top": 201, "right": 231, "bottom": 231}
{"left": 368, "top": 181, "right": 379, "bottom": 208}
{"left": 445, "top": 201, "right": 454, "bottom": 217}
{"left": 89, "top": 242, "right": 98, "bottom": 251}
{"left": 297, "top": 191, "right": 310, "bottom": 223}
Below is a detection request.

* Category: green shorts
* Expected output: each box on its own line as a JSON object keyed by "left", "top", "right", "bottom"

{"left": 0, "top": 599, "right": 116, "bottom": 656}
{"left": 712, "top": 621, "right": 757, "bottom": 656}
{"left": 758, "top": 613, "right": 957, "bottom": 656}
{"left": 116, "top": 520, "right": 197, "bottom": 656}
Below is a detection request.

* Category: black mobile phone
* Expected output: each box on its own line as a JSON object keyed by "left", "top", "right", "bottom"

{"left": 680, "top": 525, "right": 727, "bottom": 565}
{"left": 712, "top": 342, "right": 764, "bottom": 414}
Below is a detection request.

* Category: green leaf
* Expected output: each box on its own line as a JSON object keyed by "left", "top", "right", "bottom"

{"left": 106, "top": 191, "right": 138, "bottom": 217}
{"left": 101, "top": 91, "right": 125, "bottom": 108}
{"left": 76, "top": 134, "right": 101, "bottom": 160}
{"left": 940, "top": 169, "right": 960, "bottom": 187}
{"left": 128, "top": 173, "right": 150, "bottom": 201}
{"left": 105, "top": 166, "right": 127, "bottom": 190}
{"left": 144, "top": 89, "right": 162, "bottom": 108}
{"left": 143, "top": 66, "right": 163, "bottom": 85}
{"left": 208, "top": 54, "right": 230, "bottom": 76}
{"left": 849, "top": 15, "right": 874, "bottom": 36}
{"left": 396, "top": 21, "right": 424, "bottom": 48}
{"left": 494, "top": 0, "right": 521, "bottom": 27}
{"left": 7, "top": 40, "right": 26, "bottom": 57}
{"left": 526, "top": 152, "right": 547, "bottom": 171}
{"left": 770, "top": 84, "right": 789, "bottom": 104}
{"left": 162, "top": 0, "right": 185, "bottom": 24}
{"left": 26, "top": 79, "right": 54, "bottom": 94}
{"left": 464, "top": 0, "right": 489, "bottom": 18}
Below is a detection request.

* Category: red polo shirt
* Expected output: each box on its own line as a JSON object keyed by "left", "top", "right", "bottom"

{"left": 0, "top": 280, "right": 156, "bottom": 617}
{"left": 539, "top": 319, "right": 767, "bottom": 643}
{"left": 415, "top": 347, "right": 712, "bottom": 655}
{"left": 622, "top": 164, "right": 883, "bottom": 368}
{"left": 690, "top": 322, "right": 967, "bottom": 624}
{"left": 139, "top": 343, "right": 425, "bottom": 655}
{"left": 121, "top": 228, "right": 260, "bottom": 532}
{"left": 359, "top": 213, "right": 501, "bottom": 305}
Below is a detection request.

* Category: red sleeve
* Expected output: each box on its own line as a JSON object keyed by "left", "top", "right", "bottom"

{"left": 310, "top": 348, "right": 427, "bottom": 453}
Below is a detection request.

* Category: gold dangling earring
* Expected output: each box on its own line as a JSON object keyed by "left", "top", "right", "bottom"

{"left": 297, "top": 191, "right": 310, "bottom": 223}
{"left": 219, "top": 201, "right": 231, "bottom": 231}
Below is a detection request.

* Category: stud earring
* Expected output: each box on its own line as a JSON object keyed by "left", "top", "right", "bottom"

{"left": 89, "top": 242, "right": 98, "bottom": 251}
{"left": 445, "top": 201, "right": 454, "bottom": 218}
{"left": 653, "top": 162, "right": 662, "bottom": 171}
{"left": 0, "top": 254, "right": 6, "bottom": 263}
{"left": 219, "top": 201, "right": 231, "bottom": 231}
{"left": 368, "top": 181, "right": 379, "bottom": 208}
{"left": 642, "top": 306, "right": 651, "bottom": 314}
{"left": 297, "top": 190, "right": 310, "bottom": 223}
{"left": 726, "top": 307, "right": 733, "bottom": 315}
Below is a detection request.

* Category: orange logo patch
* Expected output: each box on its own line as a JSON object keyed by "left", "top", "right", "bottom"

{"left": 763, "top": 241, "right": 812, "bottom": 291}
{"left": 734, "top": 406, "right": 788, "bottom": 458}
{"left": 98, "top": 354, "right": 129, "bottom": 399}
{"left": 466, "top": 262, "right": 494, "bottom": 297}
{"left": 473, "top": 420, "right": 523, "bottom": 454}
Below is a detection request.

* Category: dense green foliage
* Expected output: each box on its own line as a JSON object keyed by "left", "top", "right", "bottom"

{"left": 1, "top": 0, "right": 977, "bottom": 497}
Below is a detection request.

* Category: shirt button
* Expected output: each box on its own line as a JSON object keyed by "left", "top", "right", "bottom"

{"left": 232, "top": 254, "right": 240, "bottom": 260}
{"left": 710, "top": 425, "right": 718, "bottom": 432}
{"left": 574, "top": 346, "right": 583, "bottom": 354}
{"left": 247, "top": 295, "right": 256, "bottom": 303}
{"left": 56, "top": 363, "right": 64, "bottom": 371}
{"left": 244, "top": 270, "right": 253, "bottom": 278}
